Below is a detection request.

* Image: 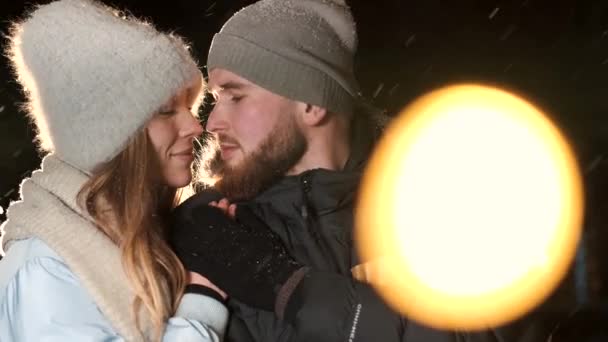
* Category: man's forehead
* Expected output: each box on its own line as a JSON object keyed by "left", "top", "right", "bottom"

{"left": 208, "top": 68, "right": 251, "bottom": 92}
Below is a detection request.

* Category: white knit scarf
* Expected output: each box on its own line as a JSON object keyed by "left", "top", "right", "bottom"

{"left": 1, "top": 154, "right": 152, "bottom": 341}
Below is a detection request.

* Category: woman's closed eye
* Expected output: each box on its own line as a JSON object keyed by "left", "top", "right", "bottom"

{"left": 159, "top": 108, "right": 176, "bottom": 116}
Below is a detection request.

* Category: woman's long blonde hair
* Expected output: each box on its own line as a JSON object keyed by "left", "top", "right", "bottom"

{"left": 78, "top": 129, "right": 188, "bottom": 340}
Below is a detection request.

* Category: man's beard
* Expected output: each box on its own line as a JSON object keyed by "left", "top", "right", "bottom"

{"left": 197, "top": 115, "right": 307, "bottom": 201}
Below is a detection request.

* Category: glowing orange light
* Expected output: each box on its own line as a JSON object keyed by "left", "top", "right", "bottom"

{"left": 355, "top": 84, "right": 584, "bottom": 330}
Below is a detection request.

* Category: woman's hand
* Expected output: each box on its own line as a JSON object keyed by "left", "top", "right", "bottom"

{"left": 189, "top": 272, "right": 227, "bottom": 300}
{"left": 170, "top": 203, "right": 303, "bottom": 312}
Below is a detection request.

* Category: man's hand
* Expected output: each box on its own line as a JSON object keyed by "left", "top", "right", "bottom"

{"left": 208, "top": 198, "right": 236, "bottom": 219}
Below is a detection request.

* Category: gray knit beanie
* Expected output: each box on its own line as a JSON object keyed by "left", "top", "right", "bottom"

{"left": 207, "top": 0, "right": 360, "bottom": 115}
{"left": 7, "top": 0, "right": 202, "bottom": 172}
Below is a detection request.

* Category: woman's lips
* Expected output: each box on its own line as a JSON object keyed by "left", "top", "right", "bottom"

{"left": 171, "top": 149, "right": 194, "bottom": 162}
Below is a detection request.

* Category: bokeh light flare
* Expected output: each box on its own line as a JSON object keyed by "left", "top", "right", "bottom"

{"left": 355, "top": 84, "right": 584, "bottom": 330}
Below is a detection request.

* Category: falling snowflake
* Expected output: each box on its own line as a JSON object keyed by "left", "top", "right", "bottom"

{"left": 388, "top": 84, "right": 400, "bottom": 96}
{"left": 586, "top": 155, "right": 605, "bottom": 174}
{"left": 501, "top": 24, "right": 518, "bottom": 41}
{"left": 3, "top": 189, "right": 14, "bottom": 199}
{"left": 405, "top": 34, "right": 416, "bottom": 47}
{"left": 489, "top": 7, "right": 500, "bottom": 20}
{"left": 205, "top": 2, "right": 216, "bottom": 12}
{"left": 204, "top": 2, "right": 216, "bottom": 17}
{"left": 373, "top": 83, "right": 385, "bottom": 98}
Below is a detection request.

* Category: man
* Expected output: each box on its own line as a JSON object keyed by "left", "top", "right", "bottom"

{"left": 170, "top": 0, "right": 549, "bottom": 341}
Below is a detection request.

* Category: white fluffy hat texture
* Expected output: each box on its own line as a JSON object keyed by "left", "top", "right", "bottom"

{"left": 7, "top": 0, "right": 202, "bottom": 172}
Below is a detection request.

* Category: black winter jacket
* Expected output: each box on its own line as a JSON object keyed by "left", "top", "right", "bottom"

{"left": 175, "top": 113, "right": 550, "bottom": 342}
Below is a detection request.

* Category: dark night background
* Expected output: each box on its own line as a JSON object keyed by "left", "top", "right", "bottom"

{"left": 1, "top": 0, "right": 608, "bottom": 338}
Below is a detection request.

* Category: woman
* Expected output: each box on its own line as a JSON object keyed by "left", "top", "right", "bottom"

{"left": 0, "top": 0, "right": 227, "bottom": 340}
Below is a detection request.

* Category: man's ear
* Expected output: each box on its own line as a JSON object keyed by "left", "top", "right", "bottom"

{"left": 301, "top": 103, "right": 328, "bottom": 126}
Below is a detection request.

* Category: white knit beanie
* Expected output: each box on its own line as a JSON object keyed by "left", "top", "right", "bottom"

{"left": 207, "top": 0, "right": 360, "bottom": 115}
{"left": 7, "top": 0, "right": 202, "bottom": 172}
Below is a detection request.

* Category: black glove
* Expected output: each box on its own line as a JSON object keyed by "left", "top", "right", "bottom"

{"left": 170, "top": 201, "right": 303, "bottom": 312}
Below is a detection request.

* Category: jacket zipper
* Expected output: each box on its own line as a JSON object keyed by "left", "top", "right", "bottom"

{"left": 300, "top": 172, "right": 323, "bottom": 244}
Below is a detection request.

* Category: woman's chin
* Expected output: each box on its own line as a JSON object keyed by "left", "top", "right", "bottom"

{"left": 163, "top": 171, "right": 192, "bottom": 189}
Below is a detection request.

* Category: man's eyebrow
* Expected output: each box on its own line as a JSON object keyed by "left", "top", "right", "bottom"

{"left": 210, "top": 81, "right": 248, "bottom": 92}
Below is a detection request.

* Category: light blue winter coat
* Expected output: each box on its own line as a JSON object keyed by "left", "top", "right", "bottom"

{"left": 0, "top": 155, "right": 227, "bottom": 341}
{"left": 0, "top": 238, "right": 227, "bottom": 342}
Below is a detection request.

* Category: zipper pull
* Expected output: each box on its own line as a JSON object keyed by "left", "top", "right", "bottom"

{"left": 300, "top": 173, "right": 312, "bottom": 218}
{"left": 301, "top": 174, "right": 312, "bottom": 193}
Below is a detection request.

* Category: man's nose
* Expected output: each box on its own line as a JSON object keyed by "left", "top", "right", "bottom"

{"left": 205, "top": 106, "right": 228, "bottom": 133}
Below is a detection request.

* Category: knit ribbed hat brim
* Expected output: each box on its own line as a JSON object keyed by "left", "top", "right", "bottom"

{"left": 208, "top": 33, "right": 354, "bottom": 115}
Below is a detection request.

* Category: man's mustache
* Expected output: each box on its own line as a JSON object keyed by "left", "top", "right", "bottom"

{"left": 215, "top": 134, "right": 240, "bottom": 147}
